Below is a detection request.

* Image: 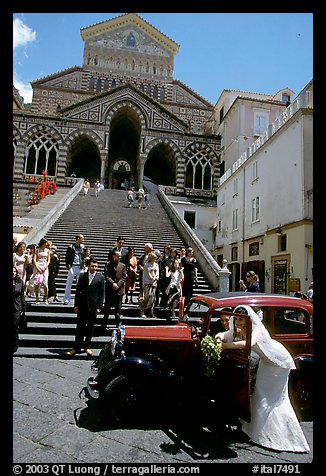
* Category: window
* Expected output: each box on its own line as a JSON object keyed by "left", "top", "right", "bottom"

{"left": 219, "top": 106, "right": 224, "bottom": 124}
{"left": 278, "top": 234, "right": 287, "bottom": 252}
{"left": 89, "top": 77, "right": 95, "bottom": 91}
{"left": 184, "top": 211, "right": 196, "bottom": 228}
{"left": 254, "top": 111, "right": 269, "bottom": 136}
{"left": 103, "top": 79, "right": 110, "bottom": 91}
{"left": 185, "top": 147, "right": 214, "bottom": 190}
{"left": 219, "top": 160, "right": 225, "bottom": 176}
{"left": 231, "top": 247, "right": 238, "bottom": 261}
{"left": 253, "top": 161, "right": 258, "bottom": 181}
{"left": 217, "top": 254, "right": 224, "bottom": 267}
{"left": 218, "top": 220, "right": 222, "bottom": 233}
{"left": 252, "top": 197, "right": 260, "bottom": 222}
{"left": 24, "top": 132, "right": 58, "bottom": 176}
{"left": 249, "top": 242, "right": 260, "bottom": 256}
{"left": 233, "top": 178, "right": 238, "bottom": 196}
{"left": 282, "top": 93, "right": 290, "bottom": 103}
{"left": 232, "top": 209, "right": 238, "bottom": 231}
{"left": 274, "top": 309, "right": 308, "bottom": 335}
{"left": 127, "top": 33, "right": 136, "bottom": 47}
{"left": 160, "top": 86, "right": 165, "bottom": 100}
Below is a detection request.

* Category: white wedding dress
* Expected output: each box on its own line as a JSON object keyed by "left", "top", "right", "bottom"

{"left": 222, "top": 305, "right": 310, "bottom": 453}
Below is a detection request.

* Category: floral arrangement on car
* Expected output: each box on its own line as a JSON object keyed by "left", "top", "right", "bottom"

{"left": 200, "top": 335, "right": 222, "bottom": 377}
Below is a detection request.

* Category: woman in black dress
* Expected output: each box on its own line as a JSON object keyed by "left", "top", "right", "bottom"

{"left": 13, "top": 266, "right": 26, "bottom": 353}
{"left": 181, "top": 247, "right": 198, "bottom": 307}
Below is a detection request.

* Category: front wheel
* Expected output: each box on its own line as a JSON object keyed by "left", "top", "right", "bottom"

{"left": 102, "top": 375, "right": 152, "bottom": 425}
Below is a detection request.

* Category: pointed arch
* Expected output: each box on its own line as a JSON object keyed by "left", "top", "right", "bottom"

{"left": 21, "top": 125, "right": 64, "bottom": 177}
{"left": 65, "top": 131, "right": 102, "bottom": 182}
{"left": 104, "top": 99, "right": 148, "bottom": 130}
{"left": 143, "top": 138, "right": 182, "bottom": 186}
{"left": 183, "top": 142, "right": 219, "bottom": 191}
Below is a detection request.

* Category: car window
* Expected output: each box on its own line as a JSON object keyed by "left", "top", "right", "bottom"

{"left": 183, "top": 301, "right": 209, "bottom": 327}
{"left": 209, "top": 317, "right": 224, "bottom": 335}
{"left": 274, "top": 309, "right": 308, "bottom": 334}
{"left": 185, "top": 301, "right": 209, "bottom": 318}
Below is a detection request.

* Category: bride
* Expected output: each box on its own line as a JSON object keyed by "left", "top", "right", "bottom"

{"left": 216, "top": 304, "right": 310, "bottom": 453}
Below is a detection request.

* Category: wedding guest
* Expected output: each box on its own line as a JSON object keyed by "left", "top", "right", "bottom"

{"left": 13, "top": 266, "right": 26, "bottom": 353}
{"left": 48, "top": 243, "right": 61, "bottom": 302}
{"left": 125, "top": 247, "right": 138, "bottom": 304}
{"left": 31, "top": 238, "right": 51, "bottom": 304}
{"left": 239, "top": 271, "right": 260, "bottom": 292}
{"left": 165, "top": 259, "right": 184, "bottom": 318}
{"left": 102, "top": 250, "right": 127, "bottom": 329}
{"left": 63, "top": 234, "right": 85, "bottom": 305}
{"left": 13, "top": 241, "right": 31, "bottom": 286}
{"left": 181, "top": 247, "right": 198, "bottom": 307}
{"left": 65, "top": 260, "right": 105, "bottom": 357}
{"left": 140, "top": 252, "right": 159, "bottom": 318}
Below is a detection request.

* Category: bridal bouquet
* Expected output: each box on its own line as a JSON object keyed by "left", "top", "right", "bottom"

{"left": 200, "top": 335, "right": 222, "bottom": 377}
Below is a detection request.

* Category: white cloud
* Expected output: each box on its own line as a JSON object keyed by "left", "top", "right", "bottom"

{"left": 13, "top": 72, "right": 33, "bottom": 103}
{"left": 13, "top": 17, "right": 36, "bottom": 50}
{"left": 13, "top": 17, "right": 36, "bottom": 103}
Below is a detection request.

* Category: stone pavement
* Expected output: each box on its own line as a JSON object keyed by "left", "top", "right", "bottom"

{"left": 12, "top": 357, "right": 313, "bottom": 465}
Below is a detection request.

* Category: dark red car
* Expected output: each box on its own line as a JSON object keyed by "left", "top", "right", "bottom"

{"left": 87, "top": 292, "right": 313, "bottom": 424}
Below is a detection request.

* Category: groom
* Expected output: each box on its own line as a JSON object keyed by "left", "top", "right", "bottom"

{"left": 65, "top": 259, "right": 105, "bottom": 357}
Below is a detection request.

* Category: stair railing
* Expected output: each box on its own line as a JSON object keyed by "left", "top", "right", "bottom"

{"left": 157, "top": 186, "right": 231, "bottom": 291}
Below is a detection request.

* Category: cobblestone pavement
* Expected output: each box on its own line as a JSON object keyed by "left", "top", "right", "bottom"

{"left": 13, "top": 357, "right": 313, "bottom": 465}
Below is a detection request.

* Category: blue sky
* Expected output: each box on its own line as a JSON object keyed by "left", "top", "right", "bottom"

{"left": 13, "top": 12, "right": 313, "bottom": 105}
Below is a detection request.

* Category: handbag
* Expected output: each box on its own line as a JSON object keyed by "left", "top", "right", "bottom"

{"left": 19, "top": 311, "right": 27, "bottom": 332}
{"left": 138, "top": 292, "right": 144, "bottom": 304}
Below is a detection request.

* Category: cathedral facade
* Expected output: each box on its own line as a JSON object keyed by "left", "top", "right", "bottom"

{"left": 13, "top": 13, "right": 221, "bottom": 194}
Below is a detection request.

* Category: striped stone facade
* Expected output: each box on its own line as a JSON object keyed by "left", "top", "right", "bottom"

{"left": 13, "top": 13, "right": 221, "bottom": 195}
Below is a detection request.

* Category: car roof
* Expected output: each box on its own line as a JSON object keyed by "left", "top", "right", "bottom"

{"left": 190, "top": 292, "right": 313, "bottom": 313}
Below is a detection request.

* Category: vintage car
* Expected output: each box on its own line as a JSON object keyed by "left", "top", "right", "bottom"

{"left": 87, "top": 292, "right": 313, "bottom": 425}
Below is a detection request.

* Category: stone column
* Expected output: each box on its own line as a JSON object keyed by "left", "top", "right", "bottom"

{"left": 218, "top": 259, "right": 231, "bottom": 292}
{"left": 56, "top": 146, "right": 68, "bottom": 185}
{"left": 138, "top": 154, "right": 146, "bottom": 188}
{"left": 100, "top": 152, "right": 106, "bottom": 186}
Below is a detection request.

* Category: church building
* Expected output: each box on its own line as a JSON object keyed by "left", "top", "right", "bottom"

{"left": 13, "top": 13, "right": 221, "bottom": 194}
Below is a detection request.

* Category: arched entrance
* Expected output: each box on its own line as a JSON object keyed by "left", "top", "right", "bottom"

{"left": 144, "top": 143, "right": 176, "bottom": 186}
{"left": 107, "top": 107, "right": 141, "bottom": 188}
{"left": 112, "top": 159, "right": 132, "bottom": 189}
{"left": 67, "top": 136, "right": 101, "bottom": 185}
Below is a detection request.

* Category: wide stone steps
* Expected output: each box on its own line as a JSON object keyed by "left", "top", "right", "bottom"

{"left": 20, "top": 181, "right": 213, "bottom": 358}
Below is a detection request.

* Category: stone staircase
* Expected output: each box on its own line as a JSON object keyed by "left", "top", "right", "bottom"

{"left": 16, "top": 181, "right": 214, "bottom": 358}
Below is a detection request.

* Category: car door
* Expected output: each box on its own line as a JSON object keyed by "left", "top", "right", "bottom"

{"left": 211, "top": 310, "right": 252, "bottom": 422}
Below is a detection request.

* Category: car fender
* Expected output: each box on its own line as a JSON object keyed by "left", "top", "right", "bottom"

{"left": 293, "top": 354, "right": 313, "bottom": 371}
{"left": 97, "top": 354, "right": 171, "bottom": 390}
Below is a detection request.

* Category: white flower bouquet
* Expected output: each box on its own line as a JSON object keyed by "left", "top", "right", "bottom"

{"left": 200, "top": 335, "right": 222, "bottom": 377}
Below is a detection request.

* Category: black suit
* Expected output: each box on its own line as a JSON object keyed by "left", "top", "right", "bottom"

{"left": 13, "top": 280, "right": 26, "bottom": 353}
{"left": 73, "top": 271, "right": 105, "bottom": 351}
{"left": 103, "top": 260, "right": 127, "bottom": 326}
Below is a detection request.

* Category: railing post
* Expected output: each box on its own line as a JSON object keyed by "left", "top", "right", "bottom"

{"left": 218, "top": 259, "right": 231, "bottom": 292}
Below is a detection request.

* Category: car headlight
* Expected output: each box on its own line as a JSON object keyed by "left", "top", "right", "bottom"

{"left": 111, "top": 325, "right": 125, "bottom": 357}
